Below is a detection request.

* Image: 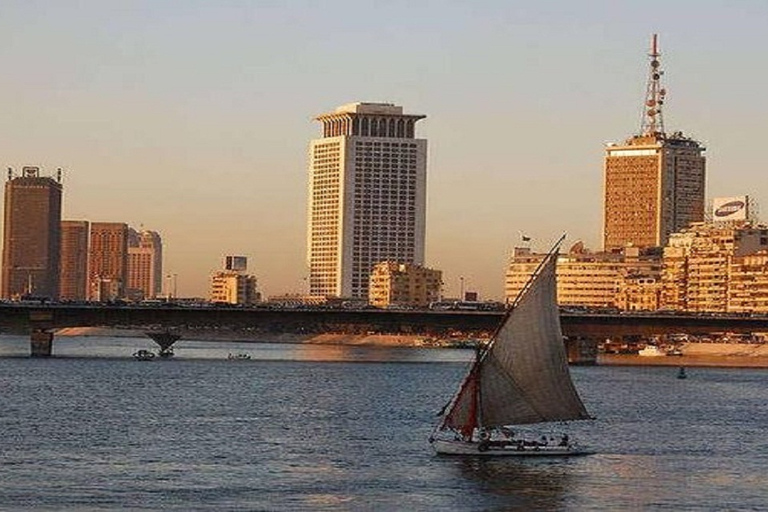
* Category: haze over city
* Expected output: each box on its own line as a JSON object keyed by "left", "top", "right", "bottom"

{"left": 2, "top": 1, "right": 767, "bottom": 299}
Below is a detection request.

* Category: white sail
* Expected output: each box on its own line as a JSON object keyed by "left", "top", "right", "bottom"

{"left": 442, "top": 245, "right": 590, "bottom": 431}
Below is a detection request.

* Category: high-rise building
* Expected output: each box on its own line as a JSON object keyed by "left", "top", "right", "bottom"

{"left": 307, "top": 102, "right": 427, "bottom": 299}
{"left": 603, "top": 35, "right": 706, "bottom": 251}
{"left": 1, "top": 166, "right": 63, "bottom": 300}
{"left": 88, "top": 222, "right": 128, "bottom": 301}
{"left": 126, "top": 229, "right": 163, "bottom": 301}
{"left": 59, "top": 220, "right": 89, "bottom": 301}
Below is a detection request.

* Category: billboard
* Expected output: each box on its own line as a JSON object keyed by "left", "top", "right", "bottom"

{"left": 225, "top": 256, "right": 248, "bottom": 271}
{"left": 712, "top": 196, "right": 748, "bottom": 221}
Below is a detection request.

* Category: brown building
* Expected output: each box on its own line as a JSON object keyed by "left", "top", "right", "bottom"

{"left": 1, "top": 166, "right": 63, "bottom": 299}
{"left": 88, "top": 222, "right": 128, "bottom": 301}
{"left": 126, "top": 229, "right": 163, "bottom": 301}
{"left": 59, "top": 220, "right": 89, "bottom": 301}
{"left": 603, "top": 35, "right": 705, "bottom": 251}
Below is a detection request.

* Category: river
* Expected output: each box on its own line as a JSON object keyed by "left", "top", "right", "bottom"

{"left": 1, "top": 335, "right": 767, "bottom": 510}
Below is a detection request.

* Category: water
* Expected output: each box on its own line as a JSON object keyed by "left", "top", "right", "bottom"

{"left": 1, "top": 335, "right": 768, "bottom": 511}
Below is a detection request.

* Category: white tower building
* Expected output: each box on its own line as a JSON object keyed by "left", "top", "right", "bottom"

{"left": 307, "top": 102, "right": 427, "bottom": 299}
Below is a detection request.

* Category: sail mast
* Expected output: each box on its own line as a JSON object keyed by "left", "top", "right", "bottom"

{"left": 438, "top": 233, "right": 590, "bottom": 432}
{"left": 481, "top": 233, "right": 566, "bottom": 357}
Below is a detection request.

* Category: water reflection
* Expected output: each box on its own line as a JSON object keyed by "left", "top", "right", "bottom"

{"left": 0, "top": 335, "right": 472, "bottom": 364}
{"left": 451, "top": 457, "right": 577, "bottom": 510}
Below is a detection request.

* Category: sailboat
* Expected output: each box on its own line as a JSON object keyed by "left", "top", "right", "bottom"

{"left": 429, "top": 235, "right": 593, "bottom": 456}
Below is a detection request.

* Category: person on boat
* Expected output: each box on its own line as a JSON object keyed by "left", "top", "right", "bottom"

{"left": 559, "top": 434, "right": 570, "bottom": 447}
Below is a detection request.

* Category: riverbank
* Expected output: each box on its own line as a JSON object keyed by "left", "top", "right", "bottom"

{"left": 53, "top": 327, "right": 429, "bottom": 347}
{"left": 51, "top": 327, "right": 768, "bottom": 367}
{"left": 599, "top": 354, "right": 768, "bottom": 368}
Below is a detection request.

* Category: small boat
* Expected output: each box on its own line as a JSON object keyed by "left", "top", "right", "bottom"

{"left": 133, "top": 349, "right": 155, "bottom": 361}
{"left": 228, "top": 353, "right": 251, "bottom": 360}
{"left": 677, "top": 367, "right": 687, "bottom": 379}
{"left": 429, "top": 235, "right": 593, "bottom": 457}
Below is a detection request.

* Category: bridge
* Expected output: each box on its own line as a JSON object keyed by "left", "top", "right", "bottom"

{"left": 2, "top": 303, "right": 767, "bottom": 357}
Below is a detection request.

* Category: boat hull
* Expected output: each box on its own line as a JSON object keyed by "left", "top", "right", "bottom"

{"left": 431, "top": 439, "right": 593, "bottom": 457}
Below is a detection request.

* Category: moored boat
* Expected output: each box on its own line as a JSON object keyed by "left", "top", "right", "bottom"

{"left": 639, "top": 345, "right": 666, "bottom": 357}
{"left": 133, "top": 349, "right": 155, "bottom": 361}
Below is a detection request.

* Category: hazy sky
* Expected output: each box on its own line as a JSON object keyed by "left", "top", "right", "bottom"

{"left": 2, "top": 1, "right": 767, "bottom": 300}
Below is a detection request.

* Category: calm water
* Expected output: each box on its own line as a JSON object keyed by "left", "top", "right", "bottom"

{"left": 1, "top": 335, "right": 767, "bottom": 511}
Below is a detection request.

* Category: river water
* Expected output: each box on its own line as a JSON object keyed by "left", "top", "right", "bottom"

{"left": 1, "top": 335, "right": 767, "bottom": 511}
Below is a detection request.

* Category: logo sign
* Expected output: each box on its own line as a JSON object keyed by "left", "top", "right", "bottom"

{"left": 712, "top": 196, "right": 748, "bottom": 221}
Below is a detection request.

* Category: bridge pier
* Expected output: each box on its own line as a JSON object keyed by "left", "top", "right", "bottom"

{"left": 565, "top": 336, "right": 598, "bottom": 365}
{"left": 30, "top": 330, "right": 54, "bottom": 357}
{"left": 29, "top": 310, "right": 55, "bottom": 358}
{"left": 145, "top": 330, "right": 182, "bottom": 358}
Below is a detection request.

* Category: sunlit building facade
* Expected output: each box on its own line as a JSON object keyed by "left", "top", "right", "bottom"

{"left": 307, "top": 102, "right": 427, "bottom": 299}
{"left": 126, "top": 229, "right": 163, "bottom": 301}
{"left": 604, "top": 134, "right": 706, "bottom": 250}
{"left": 368, "top": 261, "right": 442, "bottom": 308}
{"left": 210, "top": 256, "right": 260, "bottom": 305}
{"left": 661, "top": 221, "right": 768, "bottom": 312}
{"left": 210, "top": 271, "right": 260, "bottom": 305}
{"left": 505, "top": 245, "right": 661, "bottom": 309}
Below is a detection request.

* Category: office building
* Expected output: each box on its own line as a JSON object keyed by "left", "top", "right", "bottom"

{"left": 210, "top": 256, "right": 260, "bottom": 305}
{"left": 307, "top": 102, "right": 427, "bottom": 299}
{"left": 126, "top": 229, "right": 163, "bottom": 301}
{"left": 603, "top": 35, "right": 706, "bottom": 250}
{"left": 368, "top": 261, "right": 442, "bottom": 308}
{"left": 1, "top": 166, "right": 63, "bottom": 299}
{"left": 59, "top": 220, "right": 89, "bottom": 301}
{"left": 88, "top": 222, "right": 128, "bottom": 301}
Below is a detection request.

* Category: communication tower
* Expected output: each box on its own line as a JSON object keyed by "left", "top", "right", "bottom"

{"left": 640, "top": 34, "right": 667, "bottom": 137}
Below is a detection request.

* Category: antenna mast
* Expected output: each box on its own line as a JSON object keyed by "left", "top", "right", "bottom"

{"left": 640, "top": 34, "right": 666, "bottom": 137}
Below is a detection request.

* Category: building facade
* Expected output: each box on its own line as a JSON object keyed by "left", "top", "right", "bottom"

{"left": 59, "top": 220, "right": 89, "bottom": 301}
{"left": 126, "top": 229, "right": 163, "bottom": 301}
{"left": 1, "top": 166, "right": 63, "bottom": 299}
{"left": 210, "top": 256, "right": 260, "bottom": 305}
{"left": 603, "top": 35, "right": 706, "bottom": 251}
{"left": 88, "top": 222, "right": 129, "bottom": 301}
{"left": 307, "top": 102, "right": 427, "bottom": 299}
{"left": 661, "top": 221, "right": 768, "bottom": 312}
{"left": 368, "top": 261, "right": 442, "bottom": 308}
{"left": 505, "top": 244, "right": 662, "bottom": 309}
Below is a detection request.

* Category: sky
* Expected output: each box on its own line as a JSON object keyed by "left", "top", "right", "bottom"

{"left": 2, "top": 1, "right": 768, "bottom": 300}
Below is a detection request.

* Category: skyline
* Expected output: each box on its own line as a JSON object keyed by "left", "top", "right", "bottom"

{"left": 2, "top": 2, "right": 768, "bottom": 300}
